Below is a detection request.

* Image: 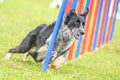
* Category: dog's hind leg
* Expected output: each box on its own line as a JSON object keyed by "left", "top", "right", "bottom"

{"left": 3, "top": 46, "right": 21, "bottom": 60}
{"left": 22, "top": 52, "right": 29, "bottom": 62}
{"left": 4, "top": 24, "right": 48, "bottom": 61}
{"left": 4, "top": 29, "right": 38, "bottom": 60}
{"left": 3, "top": 53, "right": 12, "bottom": 60}
{"left": 3, "top": 43, "right": 32, "bottom": 60}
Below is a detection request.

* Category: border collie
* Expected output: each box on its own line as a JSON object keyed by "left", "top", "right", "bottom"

{"left": 4, "top": 8, "right": 89, "bottom": 63}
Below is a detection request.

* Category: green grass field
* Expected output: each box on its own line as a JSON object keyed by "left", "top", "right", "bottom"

{"left": 0, "top": 0, "right": 120, "bottom": 80}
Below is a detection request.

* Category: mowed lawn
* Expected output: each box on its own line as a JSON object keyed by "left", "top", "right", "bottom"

{"left": 0, "top": 0, "right": 120, "bottom": 80}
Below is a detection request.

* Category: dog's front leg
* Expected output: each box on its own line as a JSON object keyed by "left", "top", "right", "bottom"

{"left": 42, "top": 50, "right": 57, "bottom": 64}
{"left": 50, "top": 50, "right": 58, "bottom": 62}
{"left": 28, "top": 44, "right": 48, "bottom": 62}
{"left": 36, "top": 44, "right": 48, "bottom": 61}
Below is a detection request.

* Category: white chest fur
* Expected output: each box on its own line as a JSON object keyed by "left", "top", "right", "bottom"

{"left": 54, "top": 25, "right": 75, "bottom": 55}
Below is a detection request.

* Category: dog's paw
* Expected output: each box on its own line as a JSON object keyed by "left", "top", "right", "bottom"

{"left": 3, "top": 53, "right": 12, "bottom": 60}
{"left": 22, "top": 57, "right": 27, "bottom": 62}
{"left": 22, "top": 58, "right": 27, "bottom": 62}
{"left": 51, "top": 55, "right": 66, "bottom": 69}
{"left": 22, "top": 53, "right": 29, "bottom": 62}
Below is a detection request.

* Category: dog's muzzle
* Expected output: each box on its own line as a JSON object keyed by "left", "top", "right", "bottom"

{"left": 71, "top": 27, "right": 85, "bottom": 39}
{"left": 80, "top": 29, "right": 85, "bottom": 35}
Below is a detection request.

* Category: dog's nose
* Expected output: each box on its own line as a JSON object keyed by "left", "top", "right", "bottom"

{"left": 79, "top": 26, "right": 85, "bottom": 35}
{"left": 80, "top": 30, "right": 85, "bottom": 35}
{"left": 81, "top": 31, "right": 85, "bottom": 35}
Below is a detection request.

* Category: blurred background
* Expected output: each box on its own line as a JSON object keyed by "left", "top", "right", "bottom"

{"left": 0, "top": 0, "right": 120, "bottom": 80}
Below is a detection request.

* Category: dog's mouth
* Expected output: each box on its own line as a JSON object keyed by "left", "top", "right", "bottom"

{"left": 71, "top": 29, "right": 80, "bottom": 39}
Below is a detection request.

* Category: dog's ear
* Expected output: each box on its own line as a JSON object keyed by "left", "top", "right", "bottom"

{"left": 79, "top": 8, "right": 89, "bottom": 18}
{"left": 66, "top": 9, "right": 76, "bottom": 17}
{"left": 64, "top": 9, "right": 76, "bottom": 25}
{"left": 69, "top": 9, "right": 76, "bottom": 15}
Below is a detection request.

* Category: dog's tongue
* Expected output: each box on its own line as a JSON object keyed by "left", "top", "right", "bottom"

{"left": 72, "top": 29, "right": 80, "bottom": 39}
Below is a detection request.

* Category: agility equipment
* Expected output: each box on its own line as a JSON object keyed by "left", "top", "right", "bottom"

{"left": 42, "top": 0, "right": 119, "bottom": 72}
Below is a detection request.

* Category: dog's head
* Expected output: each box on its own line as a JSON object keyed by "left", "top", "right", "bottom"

{"left": 64, "top": 8, "right": 89, "bottom": 39}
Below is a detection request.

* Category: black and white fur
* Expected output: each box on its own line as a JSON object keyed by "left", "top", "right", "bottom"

{"left": 4, "top": 8, "right": 89, "bottom": 63}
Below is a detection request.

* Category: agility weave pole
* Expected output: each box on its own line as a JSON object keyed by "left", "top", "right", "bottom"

{"left": 69, "top": 0, "right": 119, "bottom": 58}
{"left": 109, "top": 0, "right": 119, "bottom": 41}
{"left": 42, "top": 0, "right": 68, "bottom": 72}
{"left": 106, "top": 0, "right": 119, "bottom": 43}
{"left": 42, "top": 0, "right": 119, "bottom": 72}
{"left": 66, "top": 0, "right": 119, "bottom": 59}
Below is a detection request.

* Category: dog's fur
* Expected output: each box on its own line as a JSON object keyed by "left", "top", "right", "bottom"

{"left": 4, "top": 9, "right": 89, "bottom": 63}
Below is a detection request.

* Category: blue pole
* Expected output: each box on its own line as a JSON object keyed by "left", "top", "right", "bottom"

{"left": 75, "top": 0, "right": 90, "bottom": 58}
{"left": 85, "top": 0, "right": 90, "bottom": 9}
{"left": 71, "top": 0, "right": 78, "bottom": 9}
{"left": 42, "top": 0, "right": 68, "bottom": 72}
{"left": 74, "top": 37, "right": 83, "bottom": 58}
{"left": 109, "top": 0, "right": 119, "bottom": 41}
{"left": 101, "top": 0, "right": 111, "bottom": 45}
{"left": 92, "top": 0, "right": 104, "bottom": 51}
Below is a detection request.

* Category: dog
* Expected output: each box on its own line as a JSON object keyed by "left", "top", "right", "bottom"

{"left": 4, "top": 8, "right": 89, "bottom": 63}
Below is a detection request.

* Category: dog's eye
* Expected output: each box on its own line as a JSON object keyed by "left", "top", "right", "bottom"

{"left": 67, "top": 16, "right": 70, "bottom": 19}
{"left": 77, "top": 19, "right": 80, "bottom": 23}
{"left": 82, "top": 22, "right": 85, "bottom": 26}
{"left": 73, "top": 23, "right": 76, "bottom": 26}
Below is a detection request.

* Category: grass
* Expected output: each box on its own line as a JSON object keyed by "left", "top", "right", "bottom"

{"left": 0, "top": 0, "right": 120, "bottom": 80}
